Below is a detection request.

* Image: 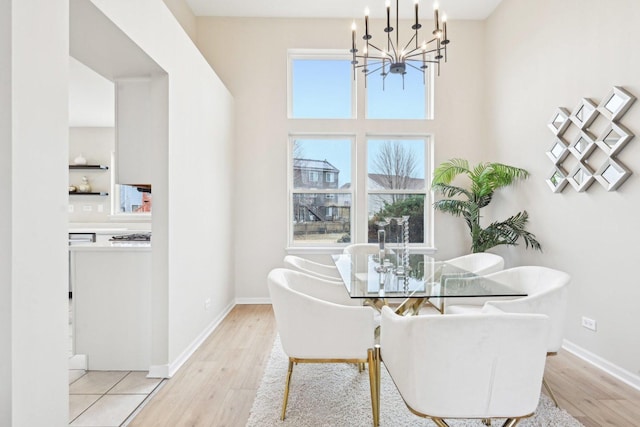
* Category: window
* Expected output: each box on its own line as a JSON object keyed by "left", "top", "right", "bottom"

{"left": 288, "top": 50, "right": 355, "bottom": 119}
{"left": 366, "top": 70, "right": 431, "bottom": 119}
{"left": 290, "top": 137, "right": 353, "bottom": 245}
{"left": 325, "top": 172, "right": 335, "bottom": 183}
{"left": 115, "top": 184, "right": 152, "bottom": 214}
{"left": 287, "top": 49, "right": 433, "bottom": 249}
{"left": 367, "top": 138, "right": 427, "bottom": 243}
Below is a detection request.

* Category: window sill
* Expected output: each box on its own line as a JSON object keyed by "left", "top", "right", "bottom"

{"left": 286, "top": 246, "right": 437, "bottom": 256}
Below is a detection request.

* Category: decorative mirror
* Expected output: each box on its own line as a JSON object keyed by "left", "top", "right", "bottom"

{"left": 594, "top": 158, "right": 631, "bottom": 191}
{"left": 545, "top": 138, "right": 569, "bottom": 165}
{"left": 547, "top": 87, "right": 635, "bottom": 193}
{"left": 568, "top": 131, "right": 596, "bottom": 160}
{"left": 547, "top": 108, "right": 570, "bottom": 136}
{"left": 595, "top": 122, "right": 633, "bottom": 156}
{"left": 597, "top": 86, "right": 636, "bottom": 121}
{"left": 569, "top": 98, "right": 598, "bottom": 129}
{"left": 545, "top": 167, "right": 568, "bottom": 193}
{"left": 567, "top": 162, "right": 595, "bottom": 192}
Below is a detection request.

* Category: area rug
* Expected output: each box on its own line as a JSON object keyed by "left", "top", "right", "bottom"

{"left": 247, "top": 337, "right": 584, "bottom": 427}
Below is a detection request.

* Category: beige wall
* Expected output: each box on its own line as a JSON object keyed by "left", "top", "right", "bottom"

{"left": 196, "top": 17, "right": 491, "bottom": 301}
{"left": 486, "top": 0, "right": 640, "bottom": 380}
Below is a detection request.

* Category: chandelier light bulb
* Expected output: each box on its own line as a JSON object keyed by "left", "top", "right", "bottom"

{"left": 364, "top": 7, "right": 370, "bottom": 16}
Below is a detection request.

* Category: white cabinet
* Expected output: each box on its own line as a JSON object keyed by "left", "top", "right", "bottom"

{"left": 71, "top": 246, "right": 151, "bottom": 371}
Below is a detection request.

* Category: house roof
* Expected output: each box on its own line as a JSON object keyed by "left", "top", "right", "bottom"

{"left": 294, "top": 158, "right": 339, "bottom": 173}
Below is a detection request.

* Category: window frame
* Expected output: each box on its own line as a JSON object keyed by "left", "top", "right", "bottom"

{"left": 285, "top": 48, "right": 435, "bottom": 253}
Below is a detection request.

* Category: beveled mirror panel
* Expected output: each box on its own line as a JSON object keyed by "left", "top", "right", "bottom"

{"left": 594, "top": 158, "right": 631, "bottom": 191}
{"left": 597, "top": 86, "right": 636, "bottom": 121}
{"left": 595, "top": 122, "right": 633, "bottom": 156}
{"left": 568, "top": 131, "right": 596, "bottom": 160}
{"left": 547, "top": 108, "right": 570, "bottom": 135}
{"left": 545, "top": 167, "right": 568, "bottom": 193}
{"left": 545, "top": 138, "right": 569, "bottom": 164}
{"left": 570, "top": 98, "right": 598, "bottom": 129}
{"left": 567, "top": 162, "right": 594, "bottom": 192}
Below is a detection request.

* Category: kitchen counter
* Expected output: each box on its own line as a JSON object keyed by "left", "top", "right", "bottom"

{"left": 69, "top": 241, "right": 151, "bottom": 251}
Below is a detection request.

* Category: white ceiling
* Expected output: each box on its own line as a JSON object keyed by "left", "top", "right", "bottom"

{"left": 185, "top": 0, "right": 504, "bottom": 20}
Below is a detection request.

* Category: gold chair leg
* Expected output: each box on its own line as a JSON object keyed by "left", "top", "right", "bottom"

{"left": 543, "top": 376, "right": 560, "bottom": 407}
{"left": 431, "top": 418, "right": 450, "bottom": 427}
{"left": 482, "top": 419, "right": 492, "bottom": 425}
{"left": 367, "top": 348, "right": 379, "bottom": 427}
{"left": 281, "top": 358, "right": 294, "bottom": 420}
{"left": 501, "top": 418, "right": 520, "bottom": 427}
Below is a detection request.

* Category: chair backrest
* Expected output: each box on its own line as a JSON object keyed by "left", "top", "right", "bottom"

{"left": 343, "top": 243, "right": 380, "bottom": 255}
{"left": 283, "top": 255, "right": 342, "bottom": 282}
{"left": 445, "top": 252, "right": 505, "bottom": 275}
{"left": 380, "top": 306, "right": 549, "bottom": 419}
{"left": 267, "top": 268, "right": 375, "bottom": 359}
{"left": 483, "top": 266, "right": 571, "bottom": 352}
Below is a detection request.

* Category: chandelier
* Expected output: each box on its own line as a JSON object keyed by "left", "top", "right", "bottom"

{"left": 350, "top": 0, "right": 450, "bottom": 89}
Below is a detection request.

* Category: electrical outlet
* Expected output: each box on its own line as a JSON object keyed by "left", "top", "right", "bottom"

{"left": 97, "top": 204, "right": 104, "bottom": 213}
{"left": 82, "top": 205, "right": 92, "bottom": 212}
{"left": 68, "top": 205, "right": 74, "bottom": 213}
{"left": 581, "top": 316, "right": 597, "bottom": 331}
{"left": 204, "top": 298, "right": 211, "bottom": 311}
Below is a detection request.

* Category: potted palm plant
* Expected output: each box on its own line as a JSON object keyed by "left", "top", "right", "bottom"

{"left": 432, "top": 158, "right": 542, "bottom": 253}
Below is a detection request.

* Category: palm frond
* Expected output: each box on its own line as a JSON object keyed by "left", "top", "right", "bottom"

{"left": 432, "top": 183, "right": 472, "bottom": 200}
{"left": 478, "top": 211, "right": 541, "bottom": 252}
{"left": 433, "top": 199, "right": 472, "bottom": 218}
{"left": 432, "top": 158, "right": 470, "bottom": 185}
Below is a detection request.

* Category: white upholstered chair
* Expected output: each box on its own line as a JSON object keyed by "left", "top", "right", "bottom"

{"left": 447, "top": 266, "right": 571, "bottom": 406}
{"left": 267, "top": 268, "right": 379, "bottom": 424}
{"left": 283, "top": 254, "right": 342, "bottom": 282}
{"left": 421, "top": 252, "right": 505, "bottom": 314}
{"left": 380, "top": 306, "right": 550, "bottom": 426}
{"left": 445, "top": 252, "right": 505, "bottom": 275}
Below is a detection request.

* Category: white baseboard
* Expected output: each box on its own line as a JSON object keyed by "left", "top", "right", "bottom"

{"left": 563, "top": 339, "right": 640, "bottom": 391}
{"left": 147, "top": 300, "right": 236, "bottom": 379}
{"left": 235, "top": 297, "right": 271, "bottom": 304}
{"left": 69, "top": 354, "right": 87, "bottom": 370}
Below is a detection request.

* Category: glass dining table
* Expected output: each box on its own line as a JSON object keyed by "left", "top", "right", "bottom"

{"left": 332, "top": 251, "right": 526, "bottom": 427}
{"left": 332, "top": 252, "right": 526, "bottom": 315}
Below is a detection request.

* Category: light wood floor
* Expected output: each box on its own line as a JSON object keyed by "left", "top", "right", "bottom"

{"left": 130, "top": 304, "right": 640, "bottom": 427}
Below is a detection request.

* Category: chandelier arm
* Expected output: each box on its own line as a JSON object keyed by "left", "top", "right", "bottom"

{"left": 365, "top": 63, "right": 385, "bottom": 75}
{"left": 402, "top": 33, "right": 418, "bottom": 54}
{"left": 366, "top": 42, "right": 393, "bottom": 61}
{"left": 405, "top": 51, "right": 429, "bottom": 60}
{"left": 405, "top": 62, "right": 426, "bottom": 73}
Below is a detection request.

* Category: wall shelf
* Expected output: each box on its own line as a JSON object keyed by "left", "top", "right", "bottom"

{"left": 69, "top": 164, "right": 109, "bottom": 170}
{"left": 69, "top": 192, "right": 109, "bottom": 196}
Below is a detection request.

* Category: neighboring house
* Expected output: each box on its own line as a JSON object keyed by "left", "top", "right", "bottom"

{"left": 367, "top": 173, "right": 425, "bottom": 217}
{"left": 293, "top": 158, "right": 349, "bottom": 222}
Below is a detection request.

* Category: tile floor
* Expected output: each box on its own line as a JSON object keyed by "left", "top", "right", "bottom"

{"left": 68, "top": 370, "right": 164, "bottom": 426}
{"left": 69, "top": 299, "right": 164, "bottom": 426}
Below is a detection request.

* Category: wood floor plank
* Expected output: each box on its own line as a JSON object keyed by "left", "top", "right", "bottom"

{"left": 128, "top": 304, "right": 640, "bottom": 427}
